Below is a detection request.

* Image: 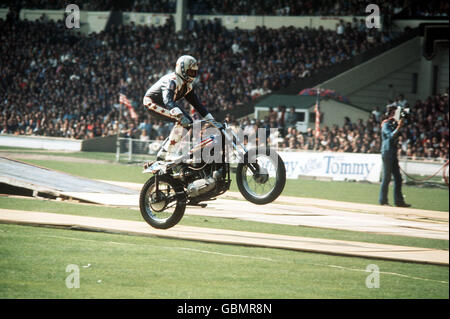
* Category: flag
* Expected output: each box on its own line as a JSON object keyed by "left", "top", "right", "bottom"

{"left": 119, "top": 93, "right": 138, "bottom": 120}
{"left": 314, "top": 101, "right": 321, "bottom": 139}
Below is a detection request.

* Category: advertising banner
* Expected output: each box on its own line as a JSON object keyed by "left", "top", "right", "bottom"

{"left": 278, "top": 151, "right": 382, "bottom": 182}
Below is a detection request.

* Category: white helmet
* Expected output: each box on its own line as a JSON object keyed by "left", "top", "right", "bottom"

{"left": 175, "top": 55, "right": 198, "bottom": 83}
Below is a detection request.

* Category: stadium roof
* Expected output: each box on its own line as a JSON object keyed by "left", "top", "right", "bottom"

{"left": 255, "top": 94, "right": 317, "bottom": 110}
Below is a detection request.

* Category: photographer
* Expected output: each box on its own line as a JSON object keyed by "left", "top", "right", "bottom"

{"left": 378, "top": 106, "right": 411, "bottom": 207}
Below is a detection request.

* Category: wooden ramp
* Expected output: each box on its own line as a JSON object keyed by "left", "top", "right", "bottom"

{"left": 0, "top": 209, "right": 447, "bottom": 266}
{"left": 0, "top": 157, "right": 137, "bottom": 199}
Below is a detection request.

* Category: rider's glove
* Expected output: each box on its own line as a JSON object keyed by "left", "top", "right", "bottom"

{"left": 204, "top": 113, "right": 223, "bottom": 130}
{"left": 179, "top": 116, "right": 192, "bottom": 128}
{"left": 170, "top": 107, "right": 192, "bottom": 128}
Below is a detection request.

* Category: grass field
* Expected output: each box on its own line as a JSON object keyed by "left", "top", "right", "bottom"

{"left": 0, "top": 149, "right": 448, "bottom": 298}
{"left": 0, "top": 223, "right": 448, "bottom": 298}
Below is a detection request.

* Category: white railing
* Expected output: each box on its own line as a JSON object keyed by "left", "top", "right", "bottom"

{"left": 116, "top": 137, "right": 163, "bottom": 162}
{"left": 0, "top": 133, "right": 82, "bottom": 151}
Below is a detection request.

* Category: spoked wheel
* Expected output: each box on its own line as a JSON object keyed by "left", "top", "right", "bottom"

{"left": 139, "top": 175, "right": 186, "bottom": 229}
{"left": 236, "top": 148, "right": 286, "bottom": 205}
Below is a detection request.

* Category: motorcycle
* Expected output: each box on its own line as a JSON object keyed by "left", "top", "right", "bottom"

{"left": 139, "top": 120, "right": 286, "bottom": 229}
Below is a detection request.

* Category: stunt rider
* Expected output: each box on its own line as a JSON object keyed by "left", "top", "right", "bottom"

{"left": 142, "top": 55, "right": 222, "bottom": 164}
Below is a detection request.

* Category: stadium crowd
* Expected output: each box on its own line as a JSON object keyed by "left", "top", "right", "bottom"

{"left": 1, "top": 9, "right": 397, "bottom": 136}
{"left": 232, "top": 91, "right": 449, "bottom": 161}
{"left": 0, "top": 0, "right": 113, "bottom": 11}
{"left": 186, "top": 0, "right": 449, "bottom": 17}
{"left": 2, "top": 0, "right": 448, "bottom": 17}
{"left": 0, "top": 6, "right": 448, "bottom": 160}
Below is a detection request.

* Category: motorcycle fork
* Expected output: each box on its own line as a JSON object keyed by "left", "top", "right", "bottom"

{"left": 223, "top": 127, "right": 260, "bottom": 175}
{"left": 221, "top": 132, "right": 232, "bottom": 189}
{"left": 250, "top": 163, "right": 259, "bottom": 174}
{"left": 154, "top": 174, "right": 159, "bottom": 193}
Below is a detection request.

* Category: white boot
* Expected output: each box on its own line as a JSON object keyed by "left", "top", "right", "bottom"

{"left": 158, "top": 123, "right": 184, "bottom": 162}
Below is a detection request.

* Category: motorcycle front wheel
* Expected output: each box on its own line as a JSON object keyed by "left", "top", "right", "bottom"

{"left": 139, "top": 175, "right": 186, "bottom": 229}
{"left": 235, "top": 148, "right": 286, "bottom": 205}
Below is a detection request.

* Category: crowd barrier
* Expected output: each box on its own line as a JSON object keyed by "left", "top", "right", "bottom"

{"left": 115, "top": 137, "right": 447, "bottom": 183}
{"left": 0, "top": 134, "right": 82, "bottom": 151}
{"left": 0, "top": 134, "right": 446, "bottom": 183}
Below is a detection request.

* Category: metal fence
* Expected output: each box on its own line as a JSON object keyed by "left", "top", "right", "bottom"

{"left": 115, "top": 137, "right": 241, "bottom": 163}
{"left": 116, "top": 138, "right": 164, "bottom": 163}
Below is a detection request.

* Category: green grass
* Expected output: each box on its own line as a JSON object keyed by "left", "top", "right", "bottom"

{"left": 16, "top": 158, "right": 450, "bottom": 212}
{"left": 1, "top": 151, "right": 449, "bottom": 299}
{"left": 0, "top": 146, "right": 37, "bottom": 151}
{"left": 19, "top": 159, "right": 149, "bottom": 184}
{"left": 0, "top": 223, "right": 447, "bottom": 299}
{"left": 276, "top": 179, "right": 449, "bottom": 212}
{"left": 0, "top": 197, "right": 447, "bottom": 251}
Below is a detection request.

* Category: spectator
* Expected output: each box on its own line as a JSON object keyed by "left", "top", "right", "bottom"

{"left": 396, "top": 94, "right": 408, "bottom": 107}
{"left": 285, "top": 107, "right": 298, "bottom": 128}
{"left": 336, "top": 20, "right": 345, "bottom": 36}
{"left": 138, "top": 117, "right": 153, "bottom": 137}
{"left": 140, "top": 129, "right": 149, "bottom": 141}
{"left": 372, "top": 106, "right": 381, "bottom": 122}
{"left": 276, "top": 105, "right": 286, "bottom": 134}
{"left": 385, "top": 99, "right": 397, "bottom": 112}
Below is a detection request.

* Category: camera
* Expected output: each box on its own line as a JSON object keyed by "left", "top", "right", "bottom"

{"left": 393, "top": 106, "right": 410, "bottom": 123}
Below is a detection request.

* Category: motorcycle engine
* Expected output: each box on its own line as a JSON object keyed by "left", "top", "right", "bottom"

{"left": 187, "top": 177, "right": 216, "bottom": 197}
{"left": 185, "top": 168, "right": 223, "bottom": 197}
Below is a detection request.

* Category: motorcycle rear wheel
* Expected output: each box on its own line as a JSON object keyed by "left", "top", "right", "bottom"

{"left": 139, "top": 175, "right": 186, "bottom": 229}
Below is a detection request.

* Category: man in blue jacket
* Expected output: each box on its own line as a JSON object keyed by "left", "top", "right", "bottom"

{"left": 378, "top": 106, "right": 411, "bottom": 207}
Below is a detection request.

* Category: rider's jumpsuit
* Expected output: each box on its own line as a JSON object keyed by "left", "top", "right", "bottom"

{"left": 143, "top": 72, "right": 209, "bottom": 160}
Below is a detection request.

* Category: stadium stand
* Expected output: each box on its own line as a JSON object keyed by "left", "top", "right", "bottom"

{"left": 185, "top": 0, "right": 449, "bottom": 17}
{"left": 2, "top": 0, "right": 448, "bottom": 16}
{"left": 0, "top": 1, "right": 113, "bottom": 10}
{"left": 0, "top": 2, "right": 448, "bottom": 161}
{"left": 0, "top": 8, "right": 402, "bottom": 136}
{"left": 232, "top": 91, "right": 449, "bottom": 160}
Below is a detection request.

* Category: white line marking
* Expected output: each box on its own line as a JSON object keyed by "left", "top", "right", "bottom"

{"left": 40, "top": 234, "right": 275, "bottom": 262}
{"left": 311, "top": 263, "right": 448, "bottom": 284}
{"left": 171, "top": 247, "right": 275, "bottom": 262}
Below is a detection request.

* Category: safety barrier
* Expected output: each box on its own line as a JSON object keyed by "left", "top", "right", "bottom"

{"left": 0, "top": 134, "right": 82, "bottom": 151}
{"left": 115, "top": 137, "right": 448, "bottom": 184}
{"left": 400, "top": 159, "right": 449, "bottom": 187}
